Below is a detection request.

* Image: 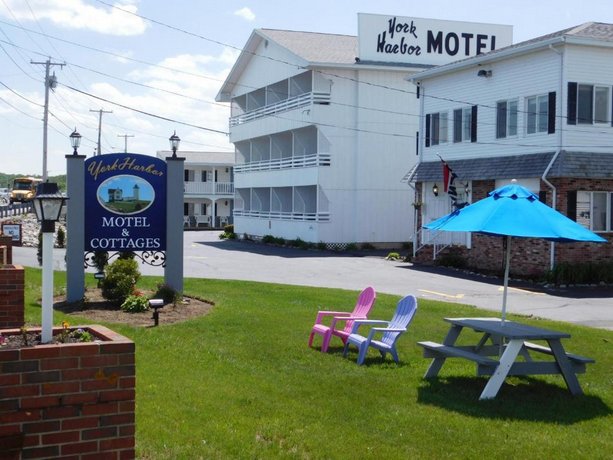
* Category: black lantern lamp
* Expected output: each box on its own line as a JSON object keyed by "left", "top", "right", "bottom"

{"left": 432, "top": 183, "right": 439, "bottom": 197}
{"left": 33, "top": 182, "right": 68, "bottom": 232}
{"left": 169, "top": 131, "right": 181, "bottom": 157}
{"left": 69, "top": 128, "right": 82, "bottom": 155}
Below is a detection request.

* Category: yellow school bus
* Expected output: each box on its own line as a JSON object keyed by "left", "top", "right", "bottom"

{"left": 9, "top": 177, "right": 42, "bottom": 203}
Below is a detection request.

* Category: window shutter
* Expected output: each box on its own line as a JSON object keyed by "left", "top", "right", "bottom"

{"left": 453, "top": 109, "right": 462, "bottom": 143}
{"left": 415, "top": 131, "right": 419, "bottom": 156}
{"left": 425, "top": 114, "right": 431, "bottom": 147}
{"left": 184, "top": 169, "right": 189, "bottom": 182}
{"left": 548, "top": 91, "right": 556, "bottom": 134}
{"left": 567, "top": 191, "right": 577, "bottom": 221}
{"left": 432, "top": 113, "right": 440, "bottom": 146}
{"left": 538, "top": 190, "right": 547, "bottom": 204}
{"left": 567, "top": 82, "right": 577, "bottom": 125}
{"left": 470, "top": 105, "right": 478, "bottom": 142}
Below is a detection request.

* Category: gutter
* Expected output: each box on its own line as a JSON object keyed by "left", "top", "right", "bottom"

{"left": 408, "top": 36, "right": 566, "bottom": 82}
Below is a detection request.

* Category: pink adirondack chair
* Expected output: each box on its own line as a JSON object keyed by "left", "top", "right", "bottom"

{"left": 308, "top": 286, "right": 377, "bottom": 352}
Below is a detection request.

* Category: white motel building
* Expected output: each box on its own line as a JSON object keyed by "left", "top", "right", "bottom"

{"left": 409, "top": 22, "right": 613, "bottom": 274}
{"left": 216, "top": 14, "right": 512, "bottom": 246}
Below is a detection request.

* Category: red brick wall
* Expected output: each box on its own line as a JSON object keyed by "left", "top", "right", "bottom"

{"left": 0, "top": 265, "right": 24, "bottom": 329}
{"left": 414, "top": 179, "right": 613, "bottom": 276}
{"left": 0, "top": 325, "right": 135, "bottom": 459}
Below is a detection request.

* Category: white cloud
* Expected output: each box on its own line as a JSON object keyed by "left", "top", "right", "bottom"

{"left": 0, "top": 0, "right": 148, "bottom": 36}
{"left": 234, "top": 7, "right": 255, "bottom": 22}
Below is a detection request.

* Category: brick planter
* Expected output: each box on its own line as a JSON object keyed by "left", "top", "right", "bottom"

{"left": 0, "top": 325, "right": 135, "bottom": 459}
{"left": 0, "top": 264, "right": 24, "bottom": 329}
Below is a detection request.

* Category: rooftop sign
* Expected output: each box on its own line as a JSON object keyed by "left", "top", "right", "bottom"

{"left": 358, "top": 13, "right": 513, "bottom": 66}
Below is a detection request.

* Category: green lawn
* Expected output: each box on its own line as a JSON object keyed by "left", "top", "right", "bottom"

{"left": 23, "top": 268, "right": 613, "bottom": 459}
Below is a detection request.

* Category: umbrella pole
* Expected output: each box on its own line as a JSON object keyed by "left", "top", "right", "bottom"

{"left": 501, "top": 236, "right": 511, "bottom": 324}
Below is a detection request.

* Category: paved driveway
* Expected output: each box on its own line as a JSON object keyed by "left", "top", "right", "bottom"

{"left": 12, "top": 230, "right": 613, "bottom": 330}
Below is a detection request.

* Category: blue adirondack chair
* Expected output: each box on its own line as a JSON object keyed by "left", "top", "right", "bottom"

{"left": 343, "top": 295, "right": 417, "bottom": 365}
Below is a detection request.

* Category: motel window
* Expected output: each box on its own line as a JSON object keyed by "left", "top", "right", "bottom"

{"left": 453, "top": 107, "right": 472, "bottom": 143}
{"left": 526, "top": 95, "right": 548, "bottom": 134}
{"left": 425, "top": 111, "right": 448, "bottom": 146}
{"left": 568, "top": 82, "right": 611, "bottom": 125}
{"left": 574, "top": 191, "right": 613, "bottom": 232}
{"left": 496, "top": 99, "right": 518, "bottom": 138}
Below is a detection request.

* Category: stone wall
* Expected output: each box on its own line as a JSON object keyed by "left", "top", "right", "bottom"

{"left": 0, "top": 264, "right": 24, "bottom": 329}
{"left": 0, "top": 325, "right": 135, "bottom": 459}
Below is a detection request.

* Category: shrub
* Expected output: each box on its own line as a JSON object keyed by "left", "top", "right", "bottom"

{"left": 289, "top": 237, "right": 311, "bottom": 249}
{"left": 219, "top": 224, "right": 236, "bottom": 240}
{"left": 101, "top": 258, "right": 141, "bottom": 304}
{"left": 154, "top": 283, "right": 181, "bottom": 305}
{"left": 434, "top": 253, "right": 468, "bottom": 269}
{"left": 546, "top": 261, "right": 613, "bottom": 285}
{"left": 56, "top": 226, "right": 66, "bottom": 248}
{"left": 92, "top": 251, "right": 109, "bottom": 273}
{"left": 345, "top": 242, "right": 358, "bottom": 251}
{"left": 121, "top": 294, "right": 150, "bottom": 313}
{"left": 361, "top": 243, "right": 375, "bottom": 250}
{"left": 263, "top": 235, "right": 285, "bottom": 245}
{"left": 316, "top": 241, "right": 327, "bottom": 250}
{"left": 386, "top": 252, "right": 401, "bottom": 261}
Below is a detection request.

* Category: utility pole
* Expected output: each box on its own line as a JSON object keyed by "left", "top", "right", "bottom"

{"left": 117, "top": 134, "right": 134, "bottom": 153}
{"left": 31, "top": 58, "right": 65, "bottom": 181}
{"left": 89, "top": 108, "right": 112, "bottom": 155}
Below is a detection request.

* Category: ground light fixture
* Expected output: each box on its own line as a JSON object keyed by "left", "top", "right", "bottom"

{"left": 70, "top": 128, "right": 82, "bottom": 155}
{"left": 169, "top": 131, "right": 181, "bottom": 157}
{"left": 32, "top": 182, "right": 68, "bottom": 343}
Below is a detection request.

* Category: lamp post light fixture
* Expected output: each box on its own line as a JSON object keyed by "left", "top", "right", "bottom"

{"left": 432, "top": 183, "right": 439, "bottom": 197}
{"left": 32, "top": 182, "right": 68, "bottom": 343}
{"left": 169, "top": 131, "right": 180, "bottom": 157}
{"left": 70, "top": 128, "right": 82, "bottom": 155}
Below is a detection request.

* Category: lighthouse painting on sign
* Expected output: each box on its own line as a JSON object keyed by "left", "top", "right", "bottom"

{"left": 96, "top": 174, "right": 155, "bottom": 215}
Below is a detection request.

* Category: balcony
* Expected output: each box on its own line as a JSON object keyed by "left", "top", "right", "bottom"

{"left": 184, "top": 182, "right": 234, "bottom": 196}
{"left": 233, "top": 210, "right": 330, "bottom": 222}
{"left": 229, "top": 91, "right": 331, "bottom": 127}
{"left": 234, "top": 152, "right": 331, "bottom": 173}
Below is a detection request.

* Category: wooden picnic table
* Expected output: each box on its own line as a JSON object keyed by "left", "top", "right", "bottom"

{"left": 418, "top": 317, "right": 594, "bottom": 400}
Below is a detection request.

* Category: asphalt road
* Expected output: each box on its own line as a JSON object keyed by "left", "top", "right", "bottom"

{"left": 12, "top": 230, "right": 613, "bottom": 330}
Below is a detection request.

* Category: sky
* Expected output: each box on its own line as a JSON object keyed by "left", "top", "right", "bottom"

{"left": 1, "top": 0, "right": 613, "bottom": 178}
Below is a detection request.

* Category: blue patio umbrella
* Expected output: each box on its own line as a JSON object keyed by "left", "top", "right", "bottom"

{"left": 424, "top": 181, "right": 606, "bottom": 322}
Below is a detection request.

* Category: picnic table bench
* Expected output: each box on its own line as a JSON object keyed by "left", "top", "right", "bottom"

{"left": 418, "top": 318, "right": 595, "bottom": 400}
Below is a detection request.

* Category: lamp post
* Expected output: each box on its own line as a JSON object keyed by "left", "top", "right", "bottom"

{"left": 70, "top": 128, "right": 82, "bottom": 155}
{"left": 169, "top": 131, "right": 180, "bottom": 157}
{"left": 32, "top": 182, "right": 67, "bottom": 343}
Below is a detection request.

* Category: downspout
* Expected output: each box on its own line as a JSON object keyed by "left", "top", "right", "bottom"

{"left": 542, "top": 43, "right": 564, "bottom": 270}
{"left": 408, "top": 80, "right": 425, "bottom": 258}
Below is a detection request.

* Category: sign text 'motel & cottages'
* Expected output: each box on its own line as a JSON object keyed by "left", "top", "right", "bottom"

{"left": 84, "top": 153, "right": 167, "bottom": 252}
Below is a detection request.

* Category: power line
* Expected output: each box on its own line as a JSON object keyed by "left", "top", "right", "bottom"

{"left": 61, "top": 82, "right": 229, "bottom": 135}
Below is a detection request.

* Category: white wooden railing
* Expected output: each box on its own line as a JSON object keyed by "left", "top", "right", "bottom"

{"left": 234, "top": 152, "right": 331, "bottom": 173}
{"left": 230, "top": 91, "right": 331, "bottom": 127}
{"left": 233, "top": 210, "right": 330, "bottom": 222}
{"left": 184, "top": 182, "right": 234, "bottom": 195}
